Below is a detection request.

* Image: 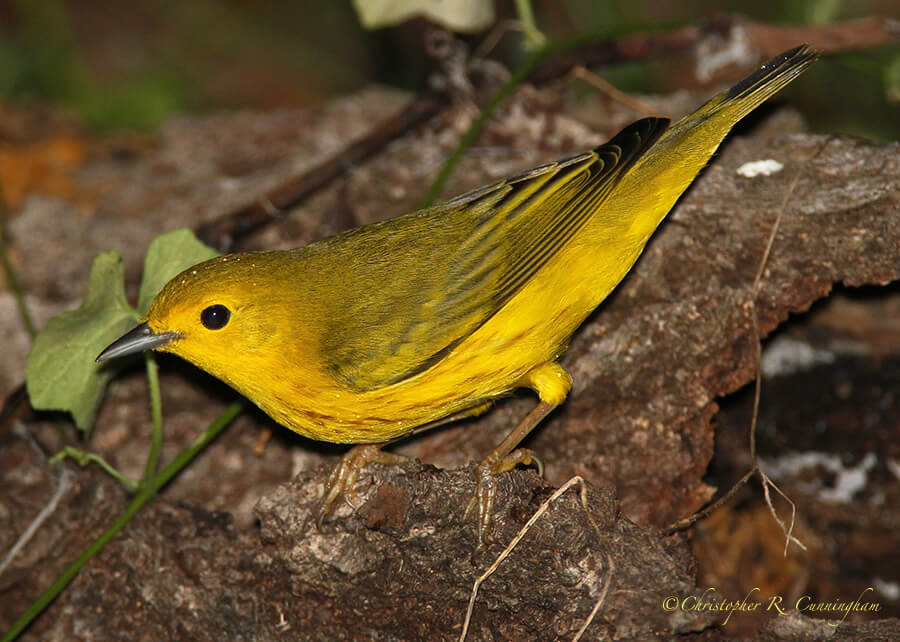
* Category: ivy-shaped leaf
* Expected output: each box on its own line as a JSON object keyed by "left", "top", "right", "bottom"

{"left": 25, "top": 229, "right": 220, "bottom": 432}
{"left": 25, "top": 252, "right": 138, "bottom": 432}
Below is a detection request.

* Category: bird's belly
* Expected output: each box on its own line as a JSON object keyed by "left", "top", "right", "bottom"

{"left": 259, "top": 298, "right": 579, "bottom": 445}
{"left": 262, "top": 230, "right": 645, "bottom": 445}
{"left": 265, "top": 332, "right": 558, "bottom": 444}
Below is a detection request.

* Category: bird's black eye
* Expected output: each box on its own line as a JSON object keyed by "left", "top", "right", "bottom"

{"left": 200, "top": 304, "right": 231, "bottom": 330}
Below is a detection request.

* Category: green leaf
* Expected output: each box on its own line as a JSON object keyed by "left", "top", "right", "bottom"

{"left": 25, "top": 230, "right": 218, "bottom": 433}
{"left": 137, "top": 228, "right": 219, "bottom": 315}
{"left": 25, "top": 251, "right": 138, "bottom": 432}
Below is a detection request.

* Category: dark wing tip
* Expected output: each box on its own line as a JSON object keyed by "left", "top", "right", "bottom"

{"left": 725, "top": 44, "right": 819, "bottom": 102}
{"left": 588, "top": 116, "right": 670, "bottom": 178}
{"left": 600, "top": 116, "right": 669, "bottom": 153}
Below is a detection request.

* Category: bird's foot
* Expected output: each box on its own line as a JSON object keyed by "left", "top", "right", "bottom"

{"left": 317, "top": 444, "right": 409, "bottom": 529}
{"left": 463, "top": 447, "right": 543, "bottom": 551}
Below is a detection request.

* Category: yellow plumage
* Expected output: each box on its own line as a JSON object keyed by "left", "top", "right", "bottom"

{"left": 99, "top": 45, "right": 817, "bottom": 543}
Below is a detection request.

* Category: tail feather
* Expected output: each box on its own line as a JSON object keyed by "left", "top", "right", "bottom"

{"left": 611, "top": 45, "right": 817, "bottom": 241}
{"left": 697, "top": 44, "right": 819, "bottom": 125}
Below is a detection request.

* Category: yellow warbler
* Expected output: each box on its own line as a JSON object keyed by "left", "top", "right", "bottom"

{"left": 99, "top": 46, "right": 817, "bottom": 546}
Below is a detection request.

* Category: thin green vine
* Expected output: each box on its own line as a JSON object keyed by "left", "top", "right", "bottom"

{"left": 48, "top": 447, "right": 139, "bottom": 489}
{"left": 418, "top": 32, "right": 602, "bottom": 209}
{"left": 143, "top": 351, "right": 164, "bottom": 480}
{"left": 1, "top": 401, "right": 244, "bottom": 642}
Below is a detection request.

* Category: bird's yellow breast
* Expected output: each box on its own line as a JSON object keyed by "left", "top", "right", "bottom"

{"left": 245, "top": 218, "right": 650, "bottom": 445}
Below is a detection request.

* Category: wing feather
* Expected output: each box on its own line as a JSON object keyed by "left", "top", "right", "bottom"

{"left": 321, "top": 117, "right": 670, "bottom": 391}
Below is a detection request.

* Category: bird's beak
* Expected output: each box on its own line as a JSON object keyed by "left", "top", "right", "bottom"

{"left": 96, "top": 323, "right": 180, "bottom": 362}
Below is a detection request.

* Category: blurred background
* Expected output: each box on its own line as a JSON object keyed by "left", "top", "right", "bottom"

{"left": 0, "top": 0, "right": 896, "bottom": 138}
{"left": 0, "top": 5, "right": 897, "bottom": 637}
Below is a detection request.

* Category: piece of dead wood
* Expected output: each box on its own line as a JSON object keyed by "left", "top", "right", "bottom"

{"left": 3, "top": 127, "right": 896, "bottom": 639}
{"left": 1, "top": 433, "right": 714, "bottom": 640}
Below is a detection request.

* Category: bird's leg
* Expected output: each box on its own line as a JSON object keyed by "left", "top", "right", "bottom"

{"left": 317, "top": 444, "right": 408, "bottom": 528}
{"left": 317, "top": 401, "right": 494, "bottom": 528}
{"left": 464, "top": 361, "right": 572, "bottom": 550}
{"left": 463, "top": 401, "right": 555, "bottom": 549}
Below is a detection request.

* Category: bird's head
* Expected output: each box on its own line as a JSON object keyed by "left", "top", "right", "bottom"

{"left": 97, "top": 251, "right": 308, "bottom": 390}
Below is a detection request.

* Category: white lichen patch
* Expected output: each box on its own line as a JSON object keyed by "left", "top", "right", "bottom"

{"left": 874, "top": 577, "right": 900, "bottom": 601}
{"left": 761, "top": 335, "right": 835, "bottom": 378}
{"left": 759, "top": 451, "right": 877, "bottom": 504}
{"left": 736, "top": 159, "right": 784, "bottom": 178}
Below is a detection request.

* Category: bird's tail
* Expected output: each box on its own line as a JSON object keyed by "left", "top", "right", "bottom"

{"left": 691, "top": 44, "right": 819, "bottom": 127}
{"left": 613, "top": 45, "right": 818, "bottom": 242}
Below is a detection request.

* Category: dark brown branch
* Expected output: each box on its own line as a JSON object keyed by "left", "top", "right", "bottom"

{"left": 0, "top": 382, "right": 29, "bottom": 439}
{"left": 194, "top": 15, "right": 897, "bottom": 253}
{"left": 738, "top": 14, "right": 899, "bottom": 56}
{"left": 194, "top": 89, "right": 450, "bottom": 252}
{"left": 529, "top": 14, "right": 899, "bottom": 85}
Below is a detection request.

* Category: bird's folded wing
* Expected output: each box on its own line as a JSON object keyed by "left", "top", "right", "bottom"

{"left": 322, "top": 117, "right": 669, "bottom": 392}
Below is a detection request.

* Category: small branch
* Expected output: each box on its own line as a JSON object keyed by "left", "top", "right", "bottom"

{"left": 460, "top": 476, "right": 606, "bottom": 641}
{"left": 527, "top": 25, "right": 703, "bottom": 86}
{"left": 658, "top": 466, "right": 757, "bottom": 536}
{"left": 0, "top": 468, "right": 72, "bottom": 576}
{"left": 759, "top": 469, "right": 807, "bottom": 555}
{"left": 529, "top": 15, "right": 900, "bottom": 85}
{"left": 193, "top": 15, "right": 896, "bottom": 252}
{"left": 48, "top": 447, "right": 139, "bottom": 490}
{"left": 570, "top": 66, "right": 664, "bottom": 117}
{"left": 195, "top": 90, "right": 450, "bottom": 252}
{"left": 736, "top": 15, "right": 899, "bottom": 58}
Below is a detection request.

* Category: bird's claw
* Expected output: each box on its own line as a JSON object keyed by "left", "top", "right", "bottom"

{"left": 463, "top": 447, "right": 542, "bottom": 551}
{"left": 317, "top": 444, "right": 409, "bottom": 529}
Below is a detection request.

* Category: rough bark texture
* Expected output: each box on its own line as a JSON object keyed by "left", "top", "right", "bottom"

{"left": 1, "top": 83, "right": 898, "bottom": 640}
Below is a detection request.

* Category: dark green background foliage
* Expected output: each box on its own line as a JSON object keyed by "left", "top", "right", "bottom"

{"left": 0, "top": 0, "right": 895, "bottom": 138}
